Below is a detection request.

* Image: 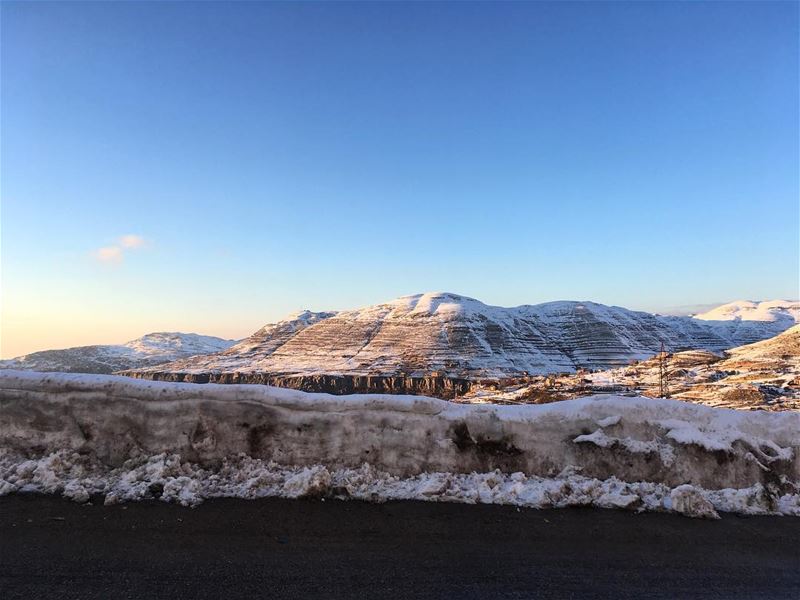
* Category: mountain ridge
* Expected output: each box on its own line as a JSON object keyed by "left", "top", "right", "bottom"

{"left": 5, "top": 294, "right": 796, "bottom": 379}
{"left": 125, "top": 293, "right": 800, "bottom": 379}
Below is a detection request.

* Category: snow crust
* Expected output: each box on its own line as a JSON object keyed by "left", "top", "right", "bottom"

{"left": 1, "top": 370, "right": 798, "bottom": 518}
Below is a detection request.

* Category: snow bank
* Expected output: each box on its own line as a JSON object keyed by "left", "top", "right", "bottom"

{"left": 4, "top": 451, "right": 799, "bottom": 519}
{"left": 1, "top": 371, "right": 798, "bottom": 517}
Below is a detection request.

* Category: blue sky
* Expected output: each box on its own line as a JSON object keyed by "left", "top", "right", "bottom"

{"left": 2, "top": 1, "right": 798, "bottom": 357}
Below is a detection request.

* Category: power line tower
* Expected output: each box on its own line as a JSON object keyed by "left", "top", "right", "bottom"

{"left": 658, "top": 341, "right": 670, "bottom": 398}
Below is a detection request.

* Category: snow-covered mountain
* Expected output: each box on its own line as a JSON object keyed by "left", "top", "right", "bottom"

{"left": 126, "top": 293, "right": 800, "bottom": 379}
{"left": 681, "top": 300, "right": 800, "bottom": 346}
{"left": 0, "top": 333, "right": 237, "bottom": 374}
{"left": 693, "top": 299, "right": 800, "bottom": 322}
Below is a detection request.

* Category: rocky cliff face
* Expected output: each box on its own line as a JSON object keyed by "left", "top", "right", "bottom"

{"left": 122, "top": 293, "right": 800, "bottom": 392}
{"left": 123, "top": 371, "right": 476, "bottom": 399}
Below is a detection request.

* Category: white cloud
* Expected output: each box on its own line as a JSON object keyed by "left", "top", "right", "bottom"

{"left": 118, "top": 234, "right": 145, "bottom": 249}
{"left": 92, "top": 246, "right": 124, "bottom": 264}
{"left": 91, "top": 234, "right": 149, "bottom": 265}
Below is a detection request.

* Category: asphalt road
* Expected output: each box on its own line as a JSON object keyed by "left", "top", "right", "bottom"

{"left": 1, "top": 494, "right": 798, "bottom": 599}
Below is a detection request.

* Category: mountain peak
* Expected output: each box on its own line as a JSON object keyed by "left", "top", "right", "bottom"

{"left": 278, "top": 309, "right": 338, "bottom": 324}
{"left": 388, "top": 292, "right": 487, "bottom": 316}
{"left": 123, "top": 332, "right": 236, "bottom": 355}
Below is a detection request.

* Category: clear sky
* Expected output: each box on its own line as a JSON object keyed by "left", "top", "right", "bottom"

{"left": 1, "top": 1, "right": 798, "bottom": 358}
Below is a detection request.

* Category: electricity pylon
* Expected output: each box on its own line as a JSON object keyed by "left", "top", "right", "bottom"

{"left": 658, "top": 342, "right": 670, "bottom": 398}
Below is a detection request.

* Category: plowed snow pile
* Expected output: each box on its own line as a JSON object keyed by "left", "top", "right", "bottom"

{"left": 1, "top": 371, "right": 798, "bottom": 518}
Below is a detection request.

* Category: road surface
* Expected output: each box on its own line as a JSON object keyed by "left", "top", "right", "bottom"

{"left": 1, "top": 494, "right": 798, "bottom": 599}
